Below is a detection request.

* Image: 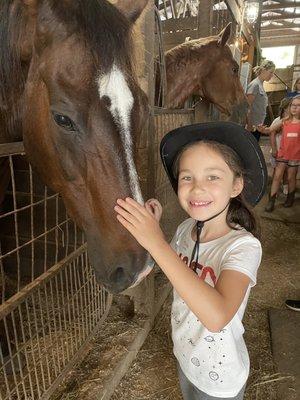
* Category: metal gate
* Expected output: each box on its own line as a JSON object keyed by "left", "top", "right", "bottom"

{"left": 0, "top": 142, "right": 112, "bottom": 400}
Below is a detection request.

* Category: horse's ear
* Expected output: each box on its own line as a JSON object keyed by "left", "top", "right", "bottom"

{"left": 115, "top": 0, "right": 149, "bottom": 23}
{"left": 217, "top": 23, "right": 232, "bottom": 47}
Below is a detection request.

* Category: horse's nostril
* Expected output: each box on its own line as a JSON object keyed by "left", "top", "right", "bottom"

{"left": 110, "top": 267, "right": 126, "bottom": 284}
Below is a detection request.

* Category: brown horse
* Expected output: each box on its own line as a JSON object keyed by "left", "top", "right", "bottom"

{"left": 156, "top": 23, "right": 248, "bottom": 121}
{"left": 0, "top": 0, "right": 151, "bottom": 294}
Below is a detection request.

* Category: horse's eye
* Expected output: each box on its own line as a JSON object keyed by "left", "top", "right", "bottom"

{"left": 53, "top": 113, "right": 77, "bottom": 132}
{"left": 232, "top": 67, "right": 239, "bottom": 74}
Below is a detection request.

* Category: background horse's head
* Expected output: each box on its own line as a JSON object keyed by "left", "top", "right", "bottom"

{"left": 3, "top": 0, "right": 151, "bottom": 293}
{"left": 162, "top": 23, "right": 248, "bottom": 122}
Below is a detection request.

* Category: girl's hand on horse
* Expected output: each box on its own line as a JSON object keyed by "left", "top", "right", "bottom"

{"left": 114, "top": 198, "right": 165, "bottom": 253}
{"left": 145, "top": 198, "right": 163, "bottom": 221}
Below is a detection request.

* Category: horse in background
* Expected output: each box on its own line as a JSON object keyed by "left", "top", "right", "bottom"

{"left": 0, "top": 0, "right": 151, "bottom": 294}
{"left": 156, "top": 23, "right": 248, "bottom": 123}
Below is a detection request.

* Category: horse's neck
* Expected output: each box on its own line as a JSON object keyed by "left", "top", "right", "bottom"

{"left": 164, "top": 44, "right": 207, "bottom": 108}
{"left": 0, "top": 1, "right": 33, "bottom": 143}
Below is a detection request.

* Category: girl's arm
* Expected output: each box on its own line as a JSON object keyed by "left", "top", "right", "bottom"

{"left": 115, "top": 198, "right": 251, "bottom": 332}
{"left": 263, "top": 118, "right": 283, "bottom": 135}
{"left": 270, "top": 131, "right": 278, "bottom": 156}
{"left": 268, "top": 117, "right": 283, "bottom": 156}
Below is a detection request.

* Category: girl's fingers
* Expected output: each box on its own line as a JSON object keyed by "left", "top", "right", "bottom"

{"left": 116, "top": 215, "right": 136, "bottom": 236}
{"left": 124, "top": 197, "right": 149, "bottom": 216}
{"left": 114, "top": 205, "right": 139, "bottom": 225}
{"left": 116, "top": 198, "right": 147, "bottom": 220}
{"left": 145, "top": 199, "right": 163, "bottom": 221}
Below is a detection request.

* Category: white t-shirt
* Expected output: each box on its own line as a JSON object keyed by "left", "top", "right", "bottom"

{"left": 170, "top": 218, "right": 262, "bottom": 398}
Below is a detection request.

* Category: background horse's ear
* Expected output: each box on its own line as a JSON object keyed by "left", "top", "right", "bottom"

{"left": 114, "top": 0, "right": 149, "bottom": 23}
{"left": 217, "top": 23, "right": 232, "bottom": 47}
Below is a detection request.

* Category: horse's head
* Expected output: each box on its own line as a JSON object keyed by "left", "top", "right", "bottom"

{"left": 197, "top": 24, "right": 248, "bottom": 122}
{"left": 20, "top": 0, "right": 151, "bottom": 293}
{"left": 164, "top": 23, "right": 248, "bottom": 122}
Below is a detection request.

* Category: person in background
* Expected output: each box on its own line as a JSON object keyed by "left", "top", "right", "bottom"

{"left": 286, "top": 76, "right": 300, "bottom": 98}
{"left": 269, "top": 97, "right": 291, "bottom": 195}
{"left": 277, "top": 90, "right": 300, "bottom": 313}
{"left": 264, "top": 95, "right": 300, "bottom": 212}
{"left": 246, "top": 60, "right": 276, "bottom": 142}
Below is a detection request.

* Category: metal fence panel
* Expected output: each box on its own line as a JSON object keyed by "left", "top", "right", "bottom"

{"left": 0, "top": 144, "right": 112, "bottom": 400}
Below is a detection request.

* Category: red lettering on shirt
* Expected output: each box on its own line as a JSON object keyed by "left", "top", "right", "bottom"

{"left": 179, "top": 253, "right": 217, "bottom": 286}
{"left": 200, "top": 267, "right": 217, "bottom": 285}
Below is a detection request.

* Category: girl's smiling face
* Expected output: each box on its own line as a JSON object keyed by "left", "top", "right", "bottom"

{"left": 290, "top": 97, "right": 300, "bottom": 118}
{"left": 177, "top": 143, "right": 243, "bottom": 221}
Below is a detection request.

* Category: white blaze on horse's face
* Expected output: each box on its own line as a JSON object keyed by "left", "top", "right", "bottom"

{"left": 97, "top": 64, "right": 143, "bottom": 204}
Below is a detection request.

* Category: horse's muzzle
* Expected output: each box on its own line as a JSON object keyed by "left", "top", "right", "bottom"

{"left": 92, "top": 253, "right": 153, "bottom": 294}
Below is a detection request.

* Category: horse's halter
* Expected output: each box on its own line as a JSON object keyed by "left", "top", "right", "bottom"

{"left": 190, "top": 202, "right": 230, "bottom": 267}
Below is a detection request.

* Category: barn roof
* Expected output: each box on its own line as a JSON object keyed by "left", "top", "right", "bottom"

{"left": 261, "top": 0, "right": 300, "bottom": 47}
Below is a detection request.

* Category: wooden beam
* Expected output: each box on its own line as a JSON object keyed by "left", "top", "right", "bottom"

{"left": 225, "top": 0, "right": 255, "bottom": 45}
{"left": 261, "top": 12, "right": 300, "bottom": 22}
{"left": 261, "top": 35, "right": 300, "bottom": 47}
{"left": 261, "top": 22, "right": 300, "bottom": 30}
{"left": 0, "top": 141, "right": 25, "bottom": 157}
{"left": 225, "top": 0, "right": 242, "bottom": 25}
{"left": 262, "top": 1, "right": 300, "bottom": 12}
{"left": 261, "top": 30, "right": 300, "bottom": 41}
{"left": 261, "top": 30, "right": 300, "bottom": 37}
{"left": 162, "top": 16, "right": 198, "bottom": 33}
{"left": 162, "top": 29, "right": 202, "bottom": 49}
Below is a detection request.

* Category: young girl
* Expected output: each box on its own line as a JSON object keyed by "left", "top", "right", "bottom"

{"left": 269, "top": 97, "right": 291, "bottom": 194}
{"left": 114, "top": 122, "right": 267, "bottom": 399}
{"left": 264, "top": 95, "right": 300, "bottom": 212}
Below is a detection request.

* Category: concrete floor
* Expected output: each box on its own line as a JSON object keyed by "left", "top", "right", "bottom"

{"left": 258, "top": 188, "right": 300, "bottom": 400}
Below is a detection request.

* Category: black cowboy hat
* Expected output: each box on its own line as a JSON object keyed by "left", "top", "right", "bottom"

{"left": 160, "top": 121, "right": 268, "bottom": 206}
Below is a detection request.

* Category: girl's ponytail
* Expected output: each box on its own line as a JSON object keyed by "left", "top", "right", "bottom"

{"left": 227, "top": 195, "right": 260, "bottom": 239}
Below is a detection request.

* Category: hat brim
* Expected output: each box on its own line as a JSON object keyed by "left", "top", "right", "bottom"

{"left": 160, "top": 122, "right": 268, "bottom": 206}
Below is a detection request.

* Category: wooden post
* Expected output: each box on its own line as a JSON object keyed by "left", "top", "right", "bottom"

{"left": 197, "top": 0, "right": 212, "bottom": 37}
{"left": 194, "top": 99, "right": 211, "bottom": 123}
{"left": 122, "top": 1, "right": 155, "bottom": 318}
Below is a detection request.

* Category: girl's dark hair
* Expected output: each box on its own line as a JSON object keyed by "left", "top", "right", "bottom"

{"left": 172, "top": 140, "right": 261, "bottom": 239}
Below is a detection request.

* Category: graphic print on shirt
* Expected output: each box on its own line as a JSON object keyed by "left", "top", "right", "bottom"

{"left": 179, "top": 253, "right": 217, "bottom": 286}
{"left": 173, "top": 252, "right": 228, "bottom": 383}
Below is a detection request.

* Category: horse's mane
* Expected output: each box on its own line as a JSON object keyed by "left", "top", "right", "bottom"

{"left": 49, "top": 0, "right": 134, "bottom": 75}
{"left": 0, "top": 1, "right": 29, "bottom": 139}
{"left": 0, "top": 0, "right": 135, "bottom": 140}
{"left": 165, "top": 36, "right": 220, "bottom": 72}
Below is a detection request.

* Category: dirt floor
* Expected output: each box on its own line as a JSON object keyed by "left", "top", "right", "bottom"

{"left": 52, "top": 188, "right": 299, "bottom": 400}
{"left": 109, "top": 191, "right": 300, "bottom": 400}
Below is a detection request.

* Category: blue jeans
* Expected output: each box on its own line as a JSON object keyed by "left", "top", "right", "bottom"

{"left": 177, "top": 363, "right": 246, "bottom": 400}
